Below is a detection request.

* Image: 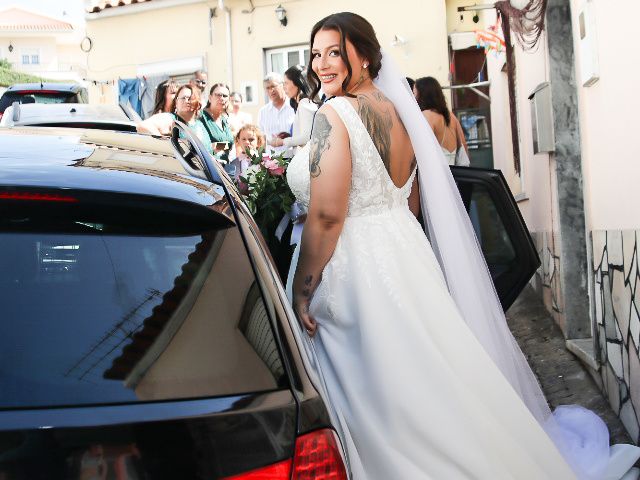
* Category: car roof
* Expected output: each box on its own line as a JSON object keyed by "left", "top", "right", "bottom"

{"left": 6, "top": 83, "right": 85, "bottom": 93}
{"left": 0, "top": 127, "right": 225, "bottom": 209}
{"left": 2, "top": 103, "right": 136, "bottom": 126}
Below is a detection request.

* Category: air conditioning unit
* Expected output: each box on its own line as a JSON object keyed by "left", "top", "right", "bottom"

{"left": 529, "top": 82, "right": 555, "bottom": 154}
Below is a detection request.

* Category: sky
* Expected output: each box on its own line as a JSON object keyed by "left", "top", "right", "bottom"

{"left": 0, "top": 0, "right": 85, "bottom": 27}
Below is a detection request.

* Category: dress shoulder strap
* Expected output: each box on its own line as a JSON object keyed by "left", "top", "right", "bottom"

{"left": 198, "top": 111, "right": 215, "bottom": 142}
{"left": 440, "top": 118, "right": 447, "bottom": 146}
{"left": 324, "top": 96, "right": 350, "bottom": 120}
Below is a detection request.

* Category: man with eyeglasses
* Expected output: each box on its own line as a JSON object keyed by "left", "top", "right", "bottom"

{"left": 258, "top": 72, "right": 295, "bottom": 155}
{"left": 189, "top": 70, "right": 208, "bottom": 104}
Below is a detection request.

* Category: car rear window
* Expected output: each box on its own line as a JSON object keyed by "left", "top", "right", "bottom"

{"left": 0, "top": 216, "right": 286, "bottom": 409}
{"left": 0, "top": 91, "right": 79, "bottom": 113}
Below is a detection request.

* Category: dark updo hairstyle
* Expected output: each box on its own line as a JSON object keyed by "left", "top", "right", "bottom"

{"left": 307, "top": 12, "right": 382, "bottom": 103}
{"left": 284, "top": 65, "right": 311, "bottom": 112}
{"left": 414, "top": 76, "right": 451, "bottom": 126}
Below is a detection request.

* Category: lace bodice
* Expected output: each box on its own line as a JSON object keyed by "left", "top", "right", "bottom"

{"left": 286, "top": 97, "right": 415, "bottom": 217}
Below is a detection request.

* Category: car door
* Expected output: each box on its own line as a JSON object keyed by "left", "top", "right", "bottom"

{"left": 450, "top": 166, "right": 540, "bottom": 311}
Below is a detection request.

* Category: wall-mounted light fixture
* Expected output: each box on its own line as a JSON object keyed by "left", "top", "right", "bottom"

{"left": 8, "top": 43, "right": 13, "bottom": 53}
{"left": 275, "top": 5, "right": 287, "bottom": 26}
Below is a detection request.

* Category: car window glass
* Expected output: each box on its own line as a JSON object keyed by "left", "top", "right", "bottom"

{"left": 463, "top": 183, "right": 517, "bottom": 278}
{"left": 0, "top": 221, "right": 286, "bottom": 409}
{"left": 0, "top": 92, "right": 78, "bottom": 113}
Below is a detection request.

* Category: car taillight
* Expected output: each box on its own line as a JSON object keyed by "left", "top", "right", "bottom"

{"left": 292, "top": 429, "right": 347, "bottom": 480}
{"left": 0, "top": 192, "right": 78, "bottom": 202}
{"left": 221, "top": 429, "right": 347, "bottom": 480}
{"left": 221, "top": 459, "right": 292, "bottom": 479}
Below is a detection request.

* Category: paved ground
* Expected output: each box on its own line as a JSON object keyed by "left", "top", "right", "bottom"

{"left": 506, "top": 286, "right": 632, "bottom": 444}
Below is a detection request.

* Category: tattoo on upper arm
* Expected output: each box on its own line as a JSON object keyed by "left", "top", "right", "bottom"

{"left": 356, "top": 93, "right": 393, "bottom": 172}
{"left": 309, "top": 112, "right": 332, "bottom": 178}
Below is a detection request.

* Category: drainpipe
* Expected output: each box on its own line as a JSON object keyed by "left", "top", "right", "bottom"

{"left": 218, "top": 0, "right": 234, "bottom": 87}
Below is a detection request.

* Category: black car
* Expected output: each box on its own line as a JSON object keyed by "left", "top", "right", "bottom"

{"left": 0, "top": 83, "right": 89, "bottom": 119}
{"left": 0, "top": 126, "right": 348, "bottom": 479}
{"left": 0, "top": 124, "right": 538, "bottom": 479}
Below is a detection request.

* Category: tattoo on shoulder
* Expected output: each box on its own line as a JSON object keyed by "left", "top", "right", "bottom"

{"left": 309, "top": 112, "right": 332, "bottom": 178}
{"left": 356, "top": 94, "right": 393, "bottom": 172}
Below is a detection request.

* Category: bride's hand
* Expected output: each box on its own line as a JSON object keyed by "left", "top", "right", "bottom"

{"left": 294, "top": 296, "right": 317, "bottom": 336}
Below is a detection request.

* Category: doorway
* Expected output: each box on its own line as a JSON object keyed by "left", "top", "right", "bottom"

{"left": 450, "top": 46, "right": 493, "bottom": 168}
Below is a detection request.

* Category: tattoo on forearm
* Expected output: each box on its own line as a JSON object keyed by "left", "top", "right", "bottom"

{"left": 309, "top": 112, "right": 331, "bottom": 178}
{"left": 302, "top": 274, "right": 313, "bottom": 297}
{"left": 356, "top": 93, "right": 393, "bottom": 173}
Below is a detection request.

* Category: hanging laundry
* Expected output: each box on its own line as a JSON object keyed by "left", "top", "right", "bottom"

{"left": 139, "top": 75, "right": 168, "bottom": 119}
{"left": 118, "top": 78, "right": 142, "bottom": 116}
{"left": 475, "top": 17, "right": 506, "bottom": 56}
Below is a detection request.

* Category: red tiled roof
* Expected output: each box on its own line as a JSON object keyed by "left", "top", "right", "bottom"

{"left": 0, "top": 7, "right": 73, "bottom": 32}
{"left": 86, "top": 0, "right": 153, "bottom": 14}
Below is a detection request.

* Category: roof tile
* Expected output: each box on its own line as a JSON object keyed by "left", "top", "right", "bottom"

{"left": 0, "top": 7, "right": 73, "bottom": 32}
{"left": 85, "top": 0, "right": 152, "bottom": 14}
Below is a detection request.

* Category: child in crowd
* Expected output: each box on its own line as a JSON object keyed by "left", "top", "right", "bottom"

{"left": 227, "top": 124, "right": 265, "bottom": 183}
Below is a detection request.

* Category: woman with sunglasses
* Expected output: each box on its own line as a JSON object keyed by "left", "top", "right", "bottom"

{"left": 199, "top": 83, "right": 235, "bottom": 160}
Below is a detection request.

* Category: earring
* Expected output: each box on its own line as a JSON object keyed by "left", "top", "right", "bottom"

{"left": 363, "top": 63, "right": 369, "bottom": 69}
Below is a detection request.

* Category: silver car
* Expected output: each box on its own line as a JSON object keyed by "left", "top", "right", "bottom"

{"left": 0, "top": 102, "right": 140, "bottom": 132}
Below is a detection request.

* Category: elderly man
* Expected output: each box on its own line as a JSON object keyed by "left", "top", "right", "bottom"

{"left": 189, "top": 70, "right": 208, "bottom": 104}
{"left": 257, "top": 72, "right": 295, "bottom": 154}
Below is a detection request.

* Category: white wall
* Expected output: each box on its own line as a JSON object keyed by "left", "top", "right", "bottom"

{"left": 571, "top": 0, "right": 640, "bottom": 231}
{"left": 486, "top": 30, "right": 556, "bottom": 236}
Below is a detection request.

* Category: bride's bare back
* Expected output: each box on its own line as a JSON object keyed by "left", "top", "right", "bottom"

{"left": 344, "top": 89, "right": 416, "bottom": 188}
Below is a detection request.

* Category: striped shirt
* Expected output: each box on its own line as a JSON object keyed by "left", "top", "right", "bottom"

{"left": 258, "top": 100, "right": 295, "bottom": 154}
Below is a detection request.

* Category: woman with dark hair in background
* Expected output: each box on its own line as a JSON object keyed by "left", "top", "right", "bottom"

{"left": 414, "top": 76, "right": 469, "bottom": 166}
{"left": 199, "top": 83, "right": 234, "bottom": 159}
{"left": 405, "top": 76, "right": 415, "bottom": 91}
{"left": 268, "top": 65, "right": 317, "bottom": 153}
{"left": 150, "top": 80, "right": 178, "bottom": 115}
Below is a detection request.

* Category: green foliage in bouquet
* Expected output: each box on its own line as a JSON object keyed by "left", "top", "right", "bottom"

{"left": 238, "top": 148, "right": 295, "bottom": 241}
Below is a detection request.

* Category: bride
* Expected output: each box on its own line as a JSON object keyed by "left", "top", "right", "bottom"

{"left": 285, "top": 11, "right": 638, "bottom": 480}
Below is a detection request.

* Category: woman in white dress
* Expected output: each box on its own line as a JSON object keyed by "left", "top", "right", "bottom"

{"left": 414, "top": 76, "right": 470, "bottom": 166}
{"left": 268, "top": 64, "right": 318, "bottom": 155}
{"left": 285, "top": 12, "right": 639, "bottom": 480}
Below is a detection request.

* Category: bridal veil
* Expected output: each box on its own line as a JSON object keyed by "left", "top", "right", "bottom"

{"left": 374, "top": 51, "right": 639, "bottom": 480}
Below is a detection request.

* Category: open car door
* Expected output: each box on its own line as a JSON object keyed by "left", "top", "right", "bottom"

{"left": 451, "top": 166, "right": 540, "bottom": 311}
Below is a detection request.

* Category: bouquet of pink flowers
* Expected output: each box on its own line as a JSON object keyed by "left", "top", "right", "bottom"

{"left": 238, "top": 148, "right": 295, "bottom": 242}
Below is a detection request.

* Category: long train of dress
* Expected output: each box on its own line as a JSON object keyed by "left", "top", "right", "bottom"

{"left": 285, "top": 96, "right": 578, "bottom": 479}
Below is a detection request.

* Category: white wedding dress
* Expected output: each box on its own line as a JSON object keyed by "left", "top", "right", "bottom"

{"left": 285, "top": 96, "right": 577, "bottom": 479}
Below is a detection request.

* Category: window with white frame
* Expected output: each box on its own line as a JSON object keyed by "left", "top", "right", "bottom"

{"left": 21, "top": 48, "right": 40, "bottom": 65}
{"left": 240, "top": 81, "right": 257, "bottom": 106}
{"left": 265, "top": 45, "right": 310, "bottom": 75}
